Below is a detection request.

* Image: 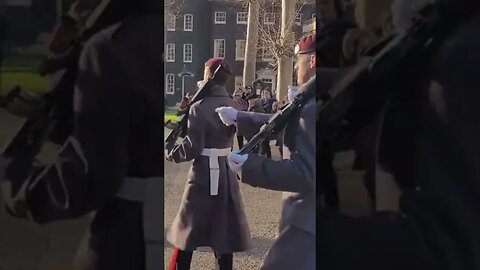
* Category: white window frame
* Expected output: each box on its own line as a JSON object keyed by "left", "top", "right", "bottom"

{"left": 262, "top": 78, "right": 275, "bottom": 93}
{"left": 236, "top": 12, "right": 248, "bottom": 24}
{"left": 294, "top": 13, "right": 301, "bottom": 25}
{"left": 183, "top": 44, "right": 193, "bottom": 63}
{"left": 214, "top": 39, "right": 226, "bottom": 59}
{"left": 166, "top": 43, "right": 175, "bottom": 62}
{"left": 264, "top": 13, "right": 275, "bottom": 25}
{"left": 166, "top": 74, "right": 175, "bottom": 95}
{"left": 184, "top": 14, "right": 193, "bottom": 31}
{"left": 167, "top": 13, "right": 176, "bottom": 31}
{"left": 214, "top": 12, "right": 227, "bottom": 24}
{"left": 235, "top": 39, "right": 246, "bottom": 61}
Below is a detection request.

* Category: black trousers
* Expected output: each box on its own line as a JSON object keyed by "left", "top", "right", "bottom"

{"left": 170, "top": 248, "right": 233, "bottom": 270}
{"left": 317, "top": 208, "right": 438, "bottom": 270}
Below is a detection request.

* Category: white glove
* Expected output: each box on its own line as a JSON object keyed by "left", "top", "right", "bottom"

{"left": 228, "top": 150, "right": 248, "bottom": 173}
{"left": 215, "top": 107, "right": 238, "bottom": 126}
{"left": 287, "top": 86, "right": 299, "bottom": 103}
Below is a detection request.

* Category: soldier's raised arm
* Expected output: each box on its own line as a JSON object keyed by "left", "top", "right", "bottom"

{"left": 237, "top": 100, "right": 315, "bottom": 193}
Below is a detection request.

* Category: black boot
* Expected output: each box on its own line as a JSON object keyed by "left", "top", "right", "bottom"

{"left": 214, "top": 253, "right": 233, "bottom": 270}
{"left": 169, "top": 248, "right": 193, "bottom": 270}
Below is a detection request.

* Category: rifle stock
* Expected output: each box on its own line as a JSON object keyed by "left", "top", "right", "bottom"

{"left": 164, "top": 64, "right": 222, "bottom": 144}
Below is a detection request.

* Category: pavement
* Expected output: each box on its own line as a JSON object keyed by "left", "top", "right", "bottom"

{"left": 0, "top": 126, "right": 372, "bottom": 270}
{"left": 163, "top": 128, "right": 371, "bottom": 269}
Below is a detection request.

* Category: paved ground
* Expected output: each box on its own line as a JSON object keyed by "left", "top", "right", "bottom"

{"left": 163, "top": 129, "right": 371, "bottom": 269}
{"left": 0, "top": 126, "right": 372, "bottom": 270}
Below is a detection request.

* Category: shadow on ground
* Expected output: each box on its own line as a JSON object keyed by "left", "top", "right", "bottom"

{"left": 163, "top": 233, "right": 275, "bottom": 260}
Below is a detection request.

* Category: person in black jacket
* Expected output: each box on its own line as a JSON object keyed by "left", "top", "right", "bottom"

{"left": 258, "top": 89, "right": 276, "bottom": 158}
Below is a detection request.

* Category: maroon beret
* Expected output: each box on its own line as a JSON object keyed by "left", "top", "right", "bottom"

{"left": 205, "top": 57, "right": 232, "bottom": 74}
{"left": 294, "top": 33, "right": 316, "bottom": 55}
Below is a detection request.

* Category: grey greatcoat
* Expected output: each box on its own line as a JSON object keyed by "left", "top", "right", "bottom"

{"left": 236, "top": 93, "right": 316, "bottom": 270}
{"left": 166, "top": 85, "right": 252, "bottom": 254}
{"left": 0, "top": 11, "right": 164, "bottom": 270}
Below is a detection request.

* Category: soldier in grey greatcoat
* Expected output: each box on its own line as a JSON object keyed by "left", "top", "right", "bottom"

{"left": 216, "top": 33, "right": 316, "bottom": 270}
{"left": 0, "top": 1, "right": 164, "bottom": 270}
{"left": 165, "top": 58, "right": 251, "bottom": 270}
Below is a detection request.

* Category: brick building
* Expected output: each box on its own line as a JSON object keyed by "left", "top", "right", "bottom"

{"left": 164, "top": 0, "right": 316, "bottom": 106}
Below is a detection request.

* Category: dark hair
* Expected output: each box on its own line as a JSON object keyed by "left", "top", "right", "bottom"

{"left": 212, "top": 68, "right": 231, "bottom": 86}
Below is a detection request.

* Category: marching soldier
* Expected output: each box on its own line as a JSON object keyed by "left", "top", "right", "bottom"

{"left": 0, "top": 1, "right": 164, "bottom": 269}
{"left": 165, "top": 58, "right": 251, "bottom": 270}
{"left": 216, "top": 33, "right": 316, "bottom": 269}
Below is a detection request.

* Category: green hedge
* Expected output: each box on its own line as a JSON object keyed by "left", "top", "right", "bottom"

{"left": 165, "top": 111, "right": 179, "bottom": 123}
{"left": 0, "top": 70, "right": 50, "bottom": 96}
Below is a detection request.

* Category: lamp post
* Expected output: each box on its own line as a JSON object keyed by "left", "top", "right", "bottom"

{"left": 177, "top": 67, "right": 194, "bottom": 100}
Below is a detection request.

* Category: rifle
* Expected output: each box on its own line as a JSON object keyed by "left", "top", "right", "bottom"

{"left": 316, "top": 0, "right": 472, "bottom": 140}
{"left": 238, "top": 76, "right": 316, "bottom": 155}
{"left": 165, "top": 64, "right": 223, "bottom": 144}
{"left": 0, "top": 0, "right": 125, "bottom": 161}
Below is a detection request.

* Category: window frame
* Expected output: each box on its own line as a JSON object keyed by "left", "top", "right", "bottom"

{"left": 167, "top": 13, "right": 176, "bottom": 31}
{"left": 235, "top": 39, "right": 246, "bottom": 61}
{"left": 184, "top": 14, "right": 193, "bottom": 31}
{"left": 236, "top": 12, "right": 248, "bottom": 24}
{"left": 294, "top": 13, "right": 301, "bottom": 25}
{"left": 166, "top": 43, "right": 175, "bottom": 62}
{"left": 264, "top": 13, "right": 275, "bottom": 25}
{"left": 214, "top": 39, "right": 226, "bottom": 59}
{"left": 166, "top": 73, "right": 175, "bottom": 95}
{"left": 183, "top": 43, "right": 193, "bottom": 63}
{"left": 214, "top": 12, "right": 227, "bottom": 24}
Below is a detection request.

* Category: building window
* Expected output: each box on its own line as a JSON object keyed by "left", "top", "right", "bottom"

{"left": 184, "top": 14, "right": 193, "bottom": 31}
{"left": 166, "top": 74, "right": 175, "bottom": 95}
{"left": 262, "top": 78, "right": 274, "bottom": 93}
{"left": 294, "top": 13, "right": 301, "bottom": 25}
{"left": 167, "top": 14, "right": 176, "bottom": 31}
{"left": 214, "top": 12, "right": 227, "bottom": 24}
{"left": 237, "top": 12, "right": 248, "bottom": 24}
{"left": 166, "top": 43, "right": 175, "bottom": 62}
{"left": 183, "top": 44, "right": 193, "bottom": 63}
{"left": 214, "top": 39, "right": 226, "bottom": 58}
{"left": 235, "top": 40, "right": 246, "bottom": 61}
{"left": 264, "top": 13, "right": 275, "bottom": 25}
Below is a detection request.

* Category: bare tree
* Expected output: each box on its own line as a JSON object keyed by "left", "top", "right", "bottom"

{"left": 255, "top": 0, "right": 314, "bottom": 70}
{"left": 242, "top": 0, "right": 260, "bottom": 87}
{"left": 164, "top": 0, "right": 186, "bottom": 31}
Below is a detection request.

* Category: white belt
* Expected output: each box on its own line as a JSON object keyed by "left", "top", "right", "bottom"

{"left": 201, "top": 148, "right": 231, "bottom": 196}
{"left": 116, "top": 177, "right": 163, "bottom": 270}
